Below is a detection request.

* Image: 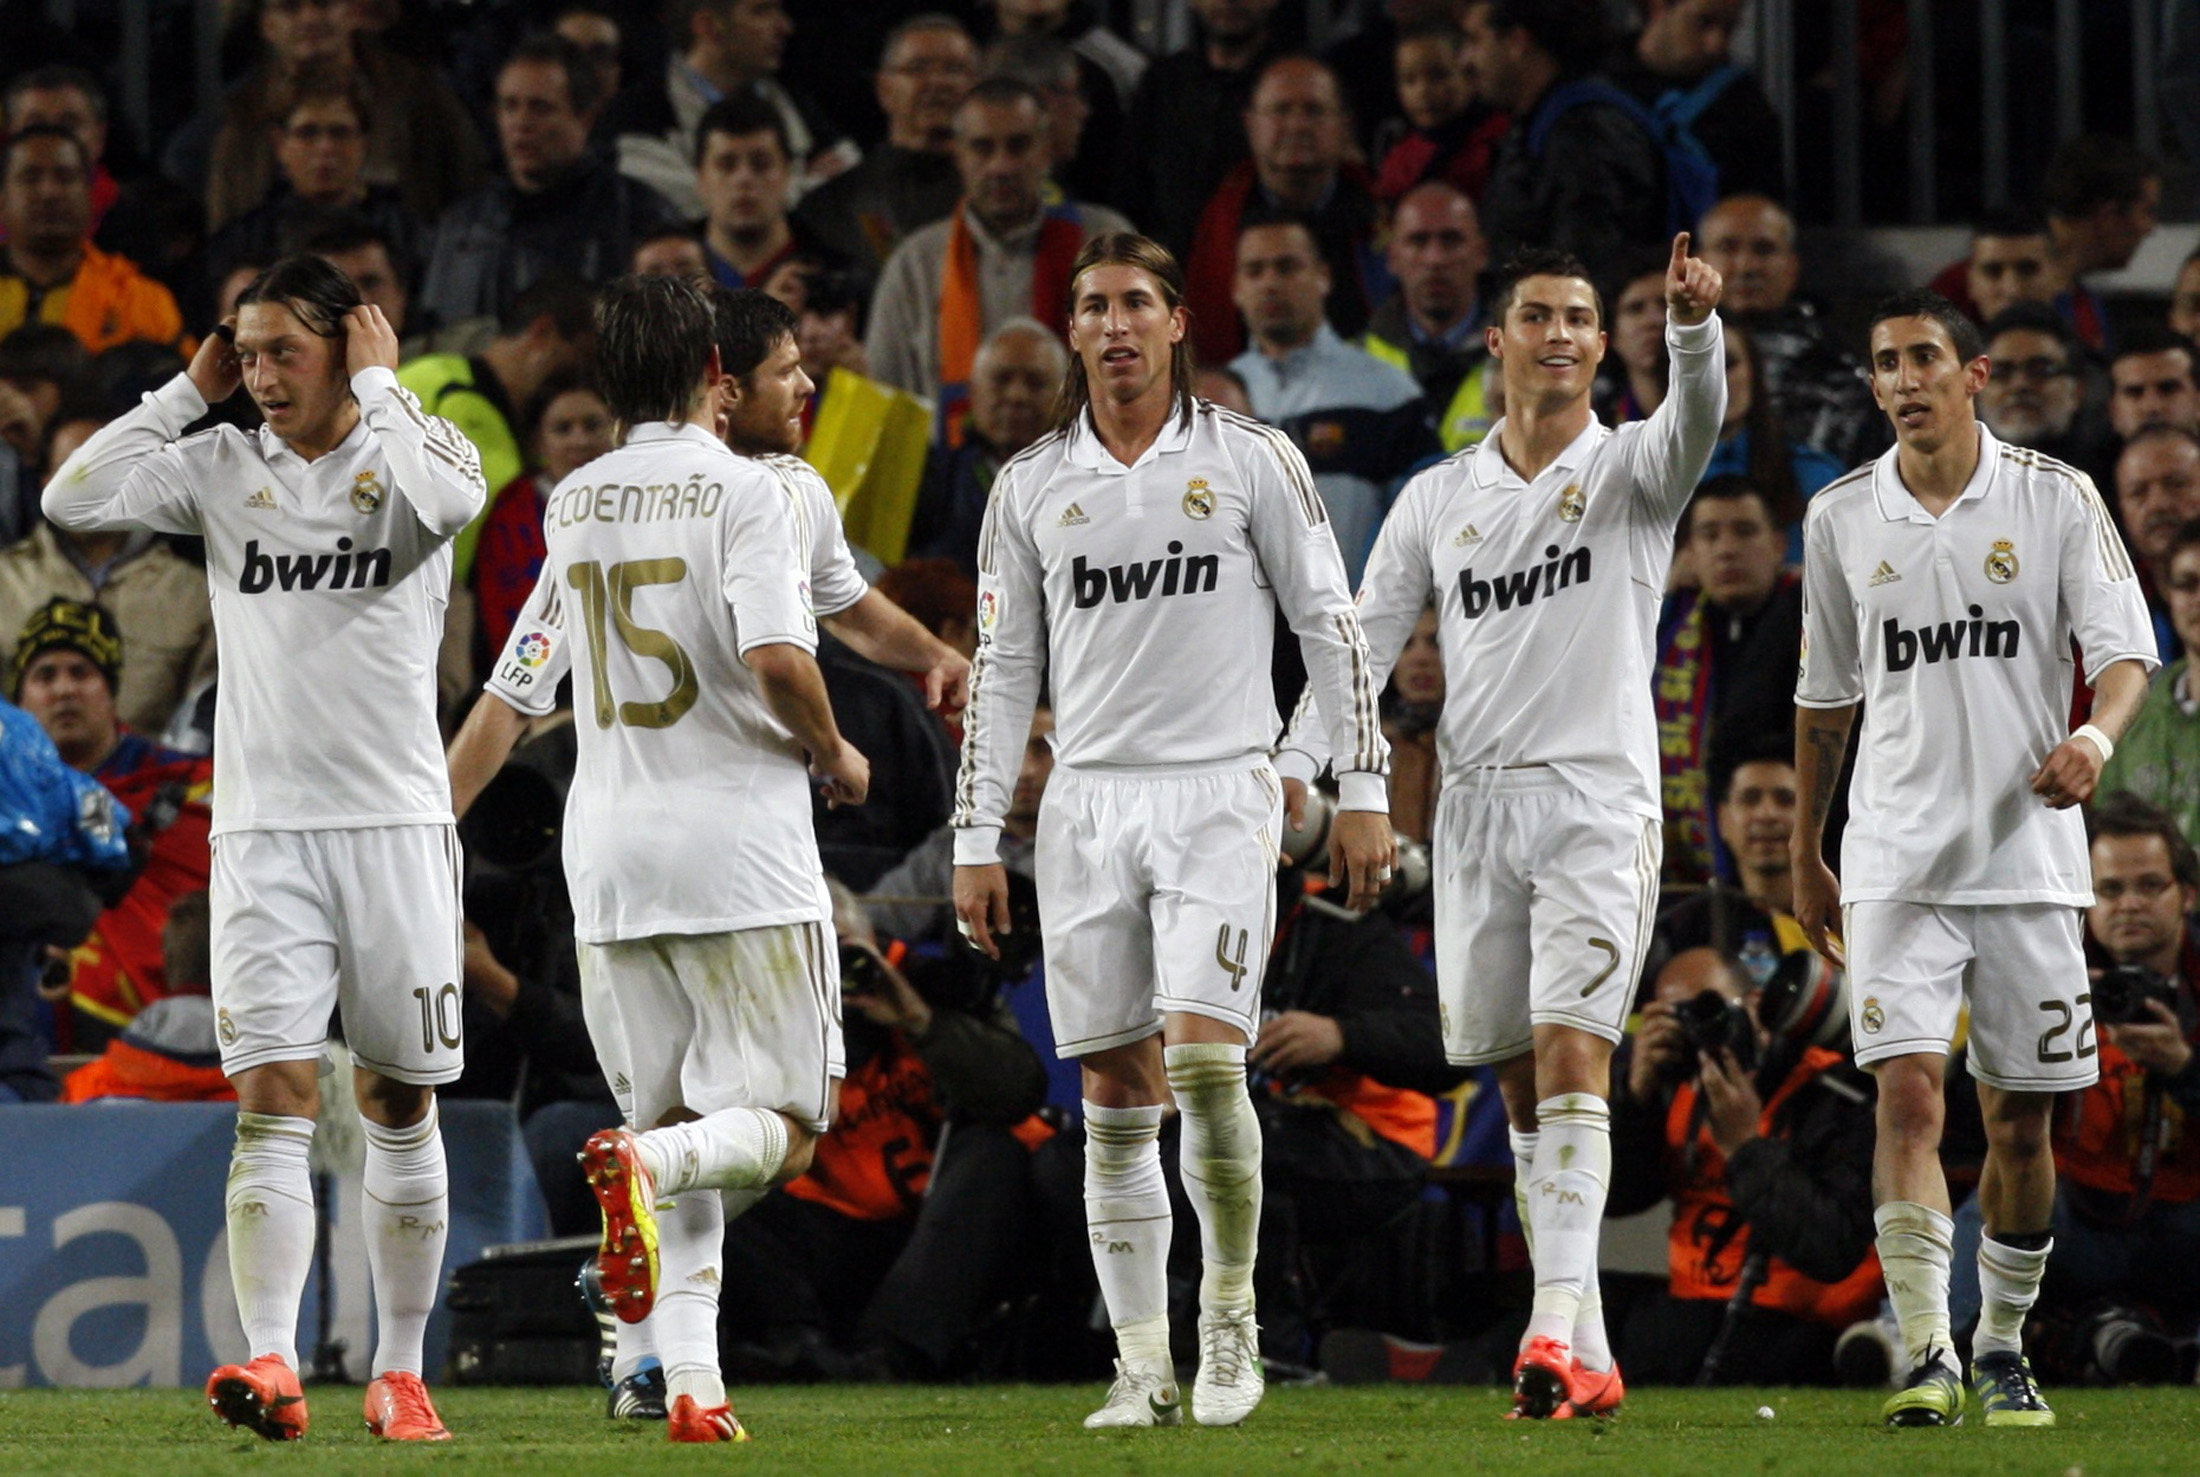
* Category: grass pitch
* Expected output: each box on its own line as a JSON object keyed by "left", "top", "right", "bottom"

{"left": 3, "top": 1384, "right": 2198, "bottom": 1476}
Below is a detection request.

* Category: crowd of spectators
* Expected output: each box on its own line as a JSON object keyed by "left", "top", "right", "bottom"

{"left": 7, "top": 0, "right": 2200, "bottom": 1391}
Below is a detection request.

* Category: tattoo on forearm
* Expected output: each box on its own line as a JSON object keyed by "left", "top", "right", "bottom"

{"left": 1803, "top": 723, "right": 1846, "bottom": 831}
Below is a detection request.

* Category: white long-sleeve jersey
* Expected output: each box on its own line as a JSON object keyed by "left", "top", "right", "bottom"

{"left": 1277, "top": 315, "right": 1727, "bottom": 820}
{"left": 951, "top": 399, "right": 1389, "bottom": 866}
{"left": 44, "top": 368, "right": 485, "bottom": 834}
{"left": 487, "top": 425, "right": 850, "bottom": 943}
{"left": 1797, "top": 427, "right": 2158, "bottom": 904}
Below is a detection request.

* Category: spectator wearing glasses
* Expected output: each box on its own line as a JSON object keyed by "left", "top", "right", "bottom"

{"left": 205, "top": 61, "right": 423, "bottom": 305}
{"left": 1977, "top": 302, "right": 2112, "bottom": 486}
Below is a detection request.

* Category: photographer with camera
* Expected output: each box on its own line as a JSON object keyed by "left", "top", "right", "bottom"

{"left": 1609, "top": 947, "right": 1881, "bottom": 1385}
{"left": 1249, "top": 799, "right": 1460, "bottom": 1364}
{"left": 714, "top": 879, "right": 1051, "bottom": 1383}
{"left": 1947, "top": 792, "right": 2200, "bottom": 1381}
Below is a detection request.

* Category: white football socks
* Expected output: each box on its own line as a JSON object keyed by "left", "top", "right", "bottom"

{"left": 1973, "top": 1234, "right": 2053, "bottom": 1360}
{"left": 611, "top": 1315, "right": 659, "bottom": 1385}
{"left": 226, "top": 1111, "right": 318, "bottom": 1369}
{"left": 1875, "top": 1201, "right": 1957, "bottom": 1371}
{"left": 636, "top": 1107, "right": 789, "bottom": 1195}
{"left": 1083, "top": 1100, "right": 1173, "bottom": 1371}
{"left": 655, "top": 1189, "right": 729, "bottom": 1409}
{"left": 360, "top": 1099, "right": 450, "bottom": 1378}
{"left": 1523, "top": 1094, "right": 1612, "bottom": 1349}
{"left": 1165, "top": 1043, "right": 1264, "bottom": 1313}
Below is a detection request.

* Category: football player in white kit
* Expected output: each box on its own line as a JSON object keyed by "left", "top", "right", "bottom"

{"left": 473, "top": 274, "right": 871, "bottom": 1443}
{"left": 1791, "top": 290, "right": 2157, "bottom": 1428}
{"left": 952, "top": 232, "right": 1395, "bottom": 1430}
{"left": 444, "top": 287, "right": 969, "bottom": 1425}
{"left": 1279, "top": 234, "right": 1727, "bottom": 1419}
{"left": 45, "top": 257, "right": 486, "bottom": 1442}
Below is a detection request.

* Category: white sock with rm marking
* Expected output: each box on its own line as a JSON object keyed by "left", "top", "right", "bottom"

{"left": 226, "top": 1111, "right": 318, "bottom": 1368}
{"left": 656, "top": 1189, "right": 729, "bottom": 1408}
{"left": 360, "top": 1097, "right": 449, "bottom": 1378}
{"left": 1523, "top": 1093, "right": 1612, "bottom": 1349}
{"left": 1165, "top": 1042, "right": 1264, "bottom": 1313}
{"left": 1874, "top": 1201, "right": 1957, "bottom": 1371}
{"left": 1083, "top": 1100, "right": 1173, "bottom": 1371}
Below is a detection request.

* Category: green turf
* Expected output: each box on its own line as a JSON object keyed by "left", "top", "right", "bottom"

{"left": 3, "top": 1384, "right": 2198, "bottom": 1476}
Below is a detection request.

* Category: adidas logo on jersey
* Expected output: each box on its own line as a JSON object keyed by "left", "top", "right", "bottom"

{"left": 1072, "top": 542, "right": 1219, "bottom": 608}
{"left": 244, "top": 487, "right": 277, "bottom": 511}
{"left": 1458, "top": 544, "right": 1591, "bottom": 620}
{"left": 238, "top": 537, "right": 392, "bottom": 594}
{"left": 1453, "top": 524, "right": 1483, "bottom": 547}
{"left": 1869, "top": 561, "right": 1901, "bottom": 586}
{"left": 1058, "top": 502, "right": 1090, "bottom": 527}
{"left": 1883, "top": 607, "right": 2021, "bottom": 671}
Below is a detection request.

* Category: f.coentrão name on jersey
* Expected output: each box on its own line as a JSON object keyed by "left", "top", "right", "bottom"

{"left": 547, "top": 474, "right": 727, "bottom": 530}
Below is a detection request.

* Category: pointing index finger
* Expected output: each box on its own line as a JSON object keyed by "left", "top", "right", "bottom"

{"left": 1672, "top": 231, "right": 1692, "bottom": 269}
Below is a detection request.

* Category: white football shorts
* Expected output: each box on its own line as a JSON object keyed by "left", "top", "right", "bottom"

{"left": 1034, "top": 760, "right": 1282, "bottom": 1058}
{"left": 578, "top": 918, "right": 842, "bottom": 1135}
{"left": 1843, "top": 899, "right": 2098, "bottom": 1092}
{"left": 209, "top": 824, "right": 465, "bottom": 1084}
{"left": 1430, "top": 769, "right": 1661, "bottom": 1066}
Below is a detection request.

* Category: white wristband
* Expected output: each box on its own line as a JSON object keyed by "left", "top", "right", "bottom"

{"left": 2073, "top": 723, "right": 2114, "bottom": 765}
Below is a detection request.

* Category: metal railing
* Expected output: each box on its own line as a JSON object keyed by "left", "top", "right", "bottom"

{"left": 1750, "top": 0, "right": 2173, "bottom": 225}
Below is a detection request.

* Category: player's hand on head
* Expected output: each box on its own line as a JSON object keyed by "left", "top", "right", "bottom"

{"left": 343, "top": 304, "right": 401, "bottom": 378}
{"left": 1665, "top": 232, "right": 1723, "bottom": 326}
{"left": 953, "top": 863, "right": 1011, "bottom": 960}
{"left": 1329, "top": 807, "right": 1398, "bottom": 913}
{"left": 2030, "top": 734, "right": 2105, "bottom": 810}
{"left": 188, "top": 316, "right": 243, "bottom": 404}
{"left": 811, "top": 740, "right": 870, "bottom": 808}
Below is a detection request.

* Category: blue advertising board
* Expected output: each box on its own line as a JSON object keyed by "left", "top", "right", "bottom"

{"left": 0, "top": 1100, "right": 547, "bottom": 1387}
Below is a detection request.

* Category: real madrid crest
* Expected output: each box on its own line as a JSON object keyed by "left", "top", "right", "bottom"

{"left": 1985, "top": 539, "right": 2018, "bottom": 584}
{"left": 351, "top": 470, "right": 384, "bottom": 514}
{"left": 1860, "top": 995, "right": 1885, "bottom": 1035}
{"left": 1557, "top": 482, "right": 1586, "bottom": 523}
{"left": 1182, "top": 477, "right": 1215, "bottom": 520}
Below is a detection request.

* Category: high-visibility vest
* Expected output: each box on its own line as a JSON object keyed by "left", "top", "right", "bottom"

{"left": 1363, "top": 332, "right": 1494, "bottom": 453}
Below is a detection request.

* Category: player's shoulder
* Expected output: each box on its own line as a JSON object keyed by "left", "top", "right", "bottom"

{"left": 750, "top": 450, "right": 832, "bottom": 499}
{"left": 1992, "top": 439, "right": 2103, "bottom": 505}
{"left": 993, "top": 425, "right": 1073, "bottom": 499}
{"left": 1801, "top": 462, "right": 1878, "bottom": 531}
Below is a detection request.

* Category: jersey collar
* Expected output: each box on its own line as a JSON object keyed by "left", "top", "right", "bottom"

{"left": 1874, "top": 422, "right": 1998, "bottom": 521}
{"left": 1064, "top": 402, "right": 1196, "bottom": 474}
{"left": 1468, "top": 415, "right": 1602, "bottom": 490}
{"left": 626, "top": 420, "right": 734, "bottom": 453}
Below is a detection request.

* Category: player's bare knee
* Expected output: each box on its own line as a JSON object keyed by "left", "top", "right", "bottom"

{"left": 354, "top": 1071, "right": 434, "bottom": 1129}
{"left": 1533, "top": 1028, "right": 1614, "bottom": 1101}
{"left": 1978, "top": 1086, "right": 2054, "bottom": 1162}
{"left": 1495, "top": 1052, "right": 1541, "bottom": 1128}
{"left": 1081, "top": 1036, "right": 1168, "bottom": 1108}
{"left": 1875, "top": 1059, "right": 1945, "bottom": 1142}
{"left": 232, "top": 1059, "right": 321, "bottom": 1120}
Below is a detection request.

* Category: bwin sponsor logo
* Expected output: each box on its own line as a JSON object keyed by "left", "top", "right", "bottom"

{"left": 1071, "top": 541, "right": 1219, "bottom": 609}
{"left": 239, "top": 537, "right": 392, "bottom": 593}
{"left": 1883, "top": 606, "right": 2021, "bottom": 672}
{"left": 1458, "top": 544, "right": 1590, "bottom": 619}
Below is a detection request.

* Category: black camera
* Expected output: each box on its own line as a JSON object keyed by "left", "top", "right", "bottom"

{"left": 1676, "top": 988, "right": 1758, "bottom": 1074}
{"left": 2093, "top": 963, "right": 2177, "bottom": 1026}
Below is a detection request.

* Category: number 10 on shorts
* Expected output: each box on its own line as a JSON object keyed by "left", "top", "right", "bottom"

{"left": 411, "top": 983, "right": 462, "bottom": 1052}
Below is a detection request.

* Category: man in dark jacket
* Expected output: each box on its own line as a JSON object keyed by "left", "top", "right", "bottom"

{"left": 1463, "top": 0, "right": 1667, "bottom": 282}
{"left": 1610, "top": 947, "right": 1879, "bottom": 1385}
{"left": 419, "top": 35, "right": 681, "bottom": 328}
{"left": 716, "top": 881, "right": 1051, "bottom": 1381}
